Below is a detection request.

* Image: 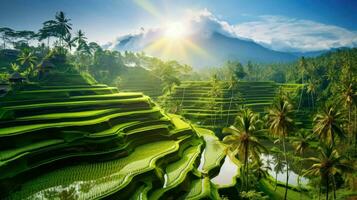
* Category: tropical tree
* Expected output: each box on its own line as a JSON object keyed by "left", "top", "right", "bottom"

{"left": 251, "top": 157, "right": 271, "bottom": 181}
{"left": 38, "top": 24, "right": 57, "bottom": 47}
{"left": 298, "top": 57, "right": 307, "bottom": 110}
{"left": 43, "top": 11, "right": 72, "bottom": 47}
{"left": 226, "top": 74, "right": 239, "bottom": 126}
{"left": 0, "top": 27, "right": 14, "bottom": 49}
{"left": 271, "top": 147, "right": 285, "bottom": 191}
{"left": 15, "top": 30, "right": 36, "bottom": 45}
{"left": 72, "top": 30, "right": 89, "bottom": 53}
{"left": 162, "top": 75, "right": 180, "bottom": 95}
{"left": 340, "top": 83, "right": 355, "bottom": 143}
{"left": 291, "top": 130, "right": 314, "bottom": 190}
{"left": 222, "top": 108, "right": 266, "bottom": 190}
{"left": 207, "top": 74, "right": 223, "bottom": 126}
{"left": 304, "top": 146, "right": 354, "bottom": 200}
{"left": 63, "top": 34, "right": 76, "bottom": 51}
{"left": 246, "top": 61, "right": 254, "bottom": 81}
{"left": 307, "top": 79, "right": 318, "bottom": 110}
{"left": 267, "top": 98, "right": 294, "bottom": 200}
{"left": 313, "top": 104, "right": 346, "bottom": 147}
{"left": 10, "top": 63, "right": 20, "bottom": 72}
{"left": 16, "top": 50, "right": 37, "bottom": 78}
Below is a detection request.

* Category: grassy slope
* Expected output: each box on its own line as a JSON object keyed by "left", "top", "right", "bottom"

{"left": 258, "top": 179, "right": 311, "bottom": 200}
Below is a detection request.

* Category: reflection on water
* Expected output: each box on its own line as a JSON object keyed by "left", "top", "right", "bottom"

{"left": 210, "top": 154, "right": 308, "bottom": 188}
{"left": 261, "top": 154, "right": 308, "bottom": 186}
{"left": 211, "top": 156, "right": 239, "bottom": 186}
{"left": 197, "top": 149, "right": 206, "bottom": 172}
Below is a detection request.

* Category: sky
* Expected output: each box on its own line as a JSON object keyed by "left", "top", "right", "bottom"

{"left": 0, "top": 0, "right": 356, "bottom": 52}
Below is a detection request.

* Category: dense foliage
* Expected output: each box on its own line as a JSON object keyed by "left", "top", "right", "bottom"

{"left": 0, "top": 10, "right": 356, "bottom": 200}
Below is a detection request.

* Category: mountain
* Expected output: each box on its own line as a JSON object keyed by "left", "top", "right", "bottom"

{"left": 109, "top": 30, "right": 297, "bottom": 68}
{"left": 106, "top": 11, "right": 301, "bottom": 67}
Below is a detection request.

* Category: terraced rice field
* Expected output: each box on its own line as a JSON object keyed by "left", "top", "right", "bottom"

{"left": 119, "top": 67, "right": 163, "bottom": 99}
{"left": 165, "top": 81, "right": 305, "bottom": 132}
{"left": 0, "top": 84, "right": 237, "bottom": 199}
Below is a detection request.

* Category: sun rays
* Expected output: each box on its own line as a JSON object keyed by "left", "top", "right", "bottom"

{"left": 133, "top": 0, "right": 210, "bottom": 62}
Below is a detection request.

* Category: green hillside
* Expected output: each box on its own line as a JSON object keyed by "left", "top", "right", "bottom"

{"left": 0, "top": 84, "right": 237, "bottom": 199}
{"left": 164, "top": 81, "right": 307, "bottom": 133}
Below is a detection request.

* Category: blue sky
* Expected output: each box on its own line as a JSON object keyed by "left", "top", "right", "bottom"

{"left": 0, "top": 0, "right": 356, "bottom": 51}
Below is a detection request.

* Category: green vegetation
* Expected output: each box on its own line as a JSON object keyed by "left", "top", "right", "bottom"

{"left": 1, "top": 10, "right": 356, "bottom": 200}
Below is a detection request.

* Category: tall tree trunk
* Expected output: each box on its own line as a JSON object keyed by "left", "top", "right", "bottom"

{"left": 245, "top": 143, "right": 249, "bottom": 191}
{"left": 226, "top": 89, "right": 233, "bottom": 126}
{"left": 319, "top": 183, "right": 322, "bottom": 200}
{"left": 354, "top": 107, "right": 357, "bottom": 154}
{"left": 348, "top": 105, "right": 351, "bottom": 145}
{"left": 299, "top": 159, "right": 303, "bottom": 200}
{"left": 274, "top": 170, "right": 278, "bottom": 191}
{"left": 332, "top": 175, "right": 336, "bottom": 200}
{"left": 298, "top": 73, "right": 304, "bottom": 111}
{"left": 326, "top": 176, "right": 329, "bottom": 200}
{"left": 282, "top": 136, "right": 289, "bottom": 200}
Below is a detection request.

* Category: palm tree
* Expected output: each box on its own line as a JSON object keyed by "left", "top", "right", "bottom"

{"left": 341, "top": 83, "right": 355, "bottom": 144}
{"left": 291, "top": 130, "right": 313, "bottom": 193}
{"left": 313, "top": 104, "right": 346, "bottom": 147}
{"left": 304, "top": 146, "right": 354, "bottom": 200}
{"left": 208, "top": 75, "right": 223, "bottom": 127}
{"left": 72, "top": 30, "right": 89, "bottom": 53}
{"left": 10, "top": 63, "right": 20, "bottom": 72}
{"left": 267, "top": 98, "right": 294, "bottom": 200}
{"left": 226, "top": 74, "right": 239, "bottom": 126}
{"left": 17, "top": 50, "right": 37, "bottom": 78}
{"left": 252, "top": 157, "right": 271, "bottom": 180}
{"left": 307, "top": 79, "right": 317, "bottom": 110}
{"left": 43, "top": 11, "right": 72, "bottom": 47}
{"left": 298, "top": 57, "right": 307, "bottom": 111}
{"left": 161, "top": 75, "right": 180, "bottom": 95}
{"left": 63, "top": 34, "right": 76, "bottom": 51}
{"left": 222, "top": 108, "right": 266, "bottom": 190}
{"left": 271, "top": 147, "right": 285, "bottom": 191}
{"left": 38, "top": 23, "right": 58, "bottom": 47}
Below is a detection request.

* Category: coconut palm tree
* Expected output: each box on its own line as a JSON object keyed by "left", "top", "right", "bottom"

{"left": 251, "top": 157, "right": 271, "bottom": 181}
{"left": 43, "top": 11, "right": 72, "bottom": 47}
{"left": 291, "top": 130, "right": 314, "bottom": 193}
{"left": 72, "top": 30, "right": 89, "bottom": 53}
{"left": 298, "top": 57, "right": 307, "bottom": 111}
{"left": 10, "top": 63, "right": 20, "bottom": 72}
{"left": 304, "top": 145, "right": 354, "bottom": 200}
{"left": 226, "top": 74, "right": 239, "bottom": 126}
{"left": 341, "top": 83, "right": 355, "bottom": 144}
{"left": 307, "top": 79, "right": 317, "bottom": 110}
{"left": 271, "top": 147, "right": 285, "bottom": 191}
{"left": 207, "top": 74, "right": 223, "bottom": 126}
{"left": 267, "top": 98, "right": 294, "bottom": 200}
{"left": 17, "top": 50, "right": 37, "bottom": 78}
{"left": 222, "top": 108, "right": 266, "bottom": 190}
{"left": 313, "top": 104, "right": 346, "bottom": 147}
{"left": 162, "top": 75, "right": 180, "bottom": 95}
{"left": 63, "top": 34, "right": 76, "bottom": 51}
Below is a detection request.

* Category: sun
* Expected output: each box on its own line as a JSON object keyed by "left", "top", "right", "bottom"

{"left": 144, "top": 20, "right": 210, "bottom": 62}
{"left": 164, "top": 22, "right": 187, "bottom": 40}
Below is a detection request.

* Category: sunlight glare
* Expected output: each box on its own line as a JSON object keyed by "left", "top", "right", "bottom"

{"left": 164, "top": 22, "right": 187, "bottom": 39}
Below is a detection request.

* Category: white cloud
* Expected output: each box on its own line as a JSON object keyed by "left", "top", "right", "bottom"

{"left": 108, "top": 9, "right": 357, "bottom": 52}
{"left": 234, "top": 15, "right": 357, "bottom": 52}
